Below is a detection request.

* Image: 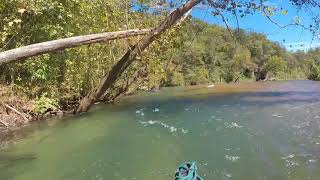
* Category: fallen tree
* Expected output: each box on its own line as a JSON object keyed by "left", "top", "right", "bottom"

{"left": 75, "top": 0, "right": 202, "bottom": 113}
{"left": 2, "top": 0, "right": 318, "bottom": 116}
{"left": 0, "top": 28, "right": 151, "bottom": 66}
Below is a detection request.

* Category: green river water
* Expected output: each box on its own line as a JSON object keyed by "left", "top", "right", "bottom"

{"left": 1, "top": 80, "right": 320, "bottom": 180}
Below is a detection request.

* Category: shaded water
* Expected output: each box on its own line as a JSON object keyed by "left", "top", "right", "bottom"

{"left": 1, "top": 81, "right": 320, "bottom": 180}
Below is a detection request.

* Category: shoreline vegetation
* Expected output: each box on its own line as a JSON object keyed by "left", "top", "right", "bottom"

{"left": 1, "top": 1, "right": 320, "bottom": 132}
{"left": 0, "top": 79, "right": 307, "bottom": 131}
{"left": 0, "top": 79, "right": 311, "bottom": 148}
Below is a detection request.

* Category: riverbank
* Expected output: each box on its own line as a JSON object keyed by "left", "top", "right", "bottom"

{"left": 0, "top": 80, "right": 315, "bottom": 149}
{"left": 0, "top": 80, "right": 267, "bottom": 145}
{"left": 0, "top": 86, "right": 32, "bottom": 129}
{"left": 0, "top": 79, "right": 307, "bottom": 131}
{"left": 0, "top": 85, "right": 67, "bottom": 130}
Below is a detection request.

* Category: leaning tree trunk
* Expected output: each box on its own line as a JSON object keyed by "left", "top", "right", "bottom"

{"left": 75, "top": 0, "right": 202, "bottom": 113}
{"left": 0, "top": 29, "right": 151, "bottom": 65}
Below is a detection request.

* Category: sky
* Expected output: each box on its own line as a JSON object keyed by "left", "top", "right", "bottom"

{"left": 191, "top": 0, "right": 320, "bottom": 51}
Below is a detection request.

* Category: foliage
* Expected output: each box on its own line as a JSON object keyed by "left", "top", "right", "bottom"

{"left": 222, "top": 71, "right": 235, "bottom": 83}
{"left": 167, "top": 19, "right": 312, "bottom": 83}
{"left": 1, "top": 0, "right": 320, "bottom": 108}
{"left": 32, "top": 94, "right": 59, "bottom": 114}
{"left": 307, "top": 61, "right": 320, "bottom": 81}
{"left": 264, "top": 56, "right": 287, "bottom": 76}
{"left": 167, "top": 72, "right": 185, "bottom": 86}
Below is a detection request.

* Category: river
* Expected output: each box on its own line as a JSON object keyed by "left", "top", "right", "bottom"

{"left": 1, "top": 80, "right": 320, "bottom": 180}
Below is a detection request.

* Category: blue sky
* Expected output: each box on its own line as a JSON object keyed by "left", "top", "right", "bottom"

{"left": 191, "top": 0, "right": 320, "bottom": 51}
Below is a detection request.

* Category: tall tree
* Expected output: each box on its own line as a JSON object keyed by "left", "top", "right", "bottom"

{"left": 75, "top": 0, "right": 202, "bottom": 113}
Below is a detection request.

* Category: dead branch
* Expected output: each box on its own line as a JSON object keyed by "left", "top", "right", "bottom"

{"left": 0, "top": 118, "right": 9, "bottom": 128}
{"left": 259, "top": 0, "right": 317, "bottom": 34}
{"left": 76, "top": 0, "right": 202, "bottom": 113}
{"left": 0, "top": 28, "right": 151, "bottom": 66}
{"left": 3, "top": 104, "right": 29, "bottom": 122}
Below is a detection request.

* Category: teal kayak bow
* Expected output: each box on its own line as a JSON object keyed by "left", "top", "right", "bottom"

{"left": 175, "top": 162, "right": 203, "bottom": 180}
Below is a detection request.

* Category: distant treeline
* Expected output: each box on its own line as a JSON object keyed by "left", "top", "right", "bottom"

{"left": 167, "top": 18, "right": 320, "bottom": 85}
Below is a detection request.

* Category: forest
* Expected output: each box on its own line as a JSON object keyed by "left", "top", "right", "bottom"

{"left": 0, "top": 0, "right": 320, "bottom": 127}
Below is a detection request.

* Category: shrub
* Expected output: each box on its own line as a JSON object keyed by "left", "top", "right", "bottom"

{"left": 168, "top": 72, "right": 185, "bottom": 86}
{"left": 32, "top": 94, "right": 59, "bottom": 114}
{"left": 222, "top": 71, "right": 235, "bottom": 83}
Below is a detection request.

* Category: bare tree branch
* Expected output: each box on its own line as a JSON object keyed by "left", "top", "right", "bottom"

{"left": 76, "top": 0, "right": 202, "bottom": 113}
{"left": 260, "top": 0, "right": 316, "bottom": 33}
{"left": 0, "top": 118, "right": 9, "bottom": 128}
{"left": 233, "top": 10, "right": 240, "bottom": 33}
{"left": 3, "top": 104, "right": 29, "bottom": 122}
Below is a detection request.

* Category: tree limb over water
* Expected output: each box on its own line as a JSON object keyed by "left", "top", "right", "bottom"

{"left": 1, "top": 0, "right": 319, "bottom": 116}
{"left": 0, "top": 29, "right": 151, "bottom": 66}
{"left": 75, "top": 0, "right": 202, "bottom": 113}
{"left": 75, "top": 0, "right": 320, "bottom": 113}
